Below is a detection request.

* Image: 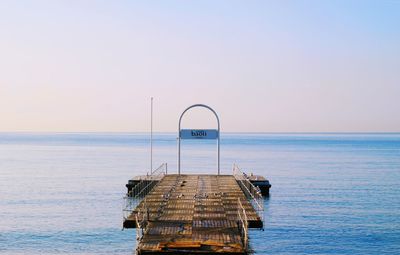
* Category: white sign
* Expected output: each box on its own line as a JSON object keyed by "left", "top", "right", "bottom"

{"left": 180, "top": 129, "right": 219, "bottom": 140}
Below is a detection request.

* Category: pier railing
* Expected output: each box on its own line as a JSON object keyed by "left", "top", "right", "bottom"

{"left": 233, "top": 164, "right": 264, "bottom": 222}
{"left": 135, "top": 199, "right": 148, "bottom": 241}
{"left": 237, "top": 198, "right": 248, "bottom": 250}
{"left": 123, "top": 163, "right": 167, "bottom": 220}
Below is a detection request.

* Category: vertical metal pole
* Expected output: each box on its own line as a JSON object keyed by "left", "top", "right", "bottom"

{"left": 150, "top": 97, "right": 153, "bottom": 174}
{"left": 178, "top": 128, "right": 181, "bottom": 175}
{"left": 218, "top": 132, "right": 220, "bottom": 175}
{"left": 216, "top": 113, "right": 220, "bottom": 175}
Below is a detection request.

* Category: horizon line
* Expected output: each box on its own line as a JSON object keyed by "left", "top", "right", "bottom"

{"left": 0, "top": 131, "right": 399, "bottom": 134}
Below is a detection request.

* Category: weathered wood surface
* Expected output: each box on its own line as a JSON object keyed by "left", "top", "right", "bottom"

{"left": 127, "top": 174, "right": 262, "bottom": 254}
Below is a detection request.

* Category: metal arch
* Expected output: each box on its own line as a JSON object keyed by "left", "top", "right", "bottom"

{"left": 178, "top": 104, "right": 220, "bottom": 175}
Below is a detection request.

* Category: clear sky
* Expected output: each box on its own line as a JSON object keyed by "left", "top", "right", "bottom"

{"left": 0, "top": 1, "right": 399, "bottom": 132}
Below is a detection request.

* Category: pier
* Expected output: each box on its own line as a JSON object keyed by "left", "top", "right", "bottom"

{"left": 123, "top": 165, "right": 264, "bottom": 254}
{"left": 126, "top": 172, "right": 271, "bottom": 197}
{"left": 122, "top": 104, "right": 269, "bottom": 254}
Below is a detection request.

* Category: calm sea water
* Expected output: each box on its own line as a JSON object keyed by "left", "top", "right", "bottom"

{"left": 1, "top": 133, "right": 399, "bottom": 255}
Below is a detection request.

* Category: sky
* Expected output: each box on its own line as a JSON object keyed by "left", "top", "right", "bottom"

{"left": 0, "top": 0, "right": 399, "bottom": 132}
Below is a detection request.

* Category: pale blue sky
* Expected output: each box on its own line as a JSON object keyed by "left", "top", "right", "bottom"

{"left": 0, "top": 1, "right": 399, "bottom": 132}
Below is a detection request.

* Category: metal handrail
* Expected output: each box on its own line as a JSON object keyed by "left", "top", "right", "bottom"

{"left": 233, "top": 164, "right": 264, "bottom": 222}
{"left": 123, "top": 163, "right": 166, "bottom": 220}
{"left": 136, "top": 199, "right": 148, "bottom": 238}
{"left": 237, "top": 198, "right": 248, "bottom": 250}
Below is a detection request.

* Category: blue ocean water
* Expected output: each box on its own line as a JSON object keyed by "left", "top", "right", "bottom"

{"left": 0, "top": 133, "right": 399, "bottom": 254}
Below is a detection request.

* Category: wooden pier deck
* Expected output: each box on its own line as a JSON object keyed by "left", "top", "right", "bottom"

{"left": 125, "top": 174, "right": 262, "bottom": 255}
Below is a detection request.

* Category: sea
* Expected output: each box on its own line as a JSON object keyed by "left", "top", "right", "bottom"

{"left": 0, "top": 133, "right": 399, "bottom": 255}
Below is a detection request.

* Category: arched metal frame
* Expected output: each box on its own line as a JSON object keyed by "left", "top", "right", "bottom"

{"left": 178, "top": 104, "right": 220, "bottom": 175}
